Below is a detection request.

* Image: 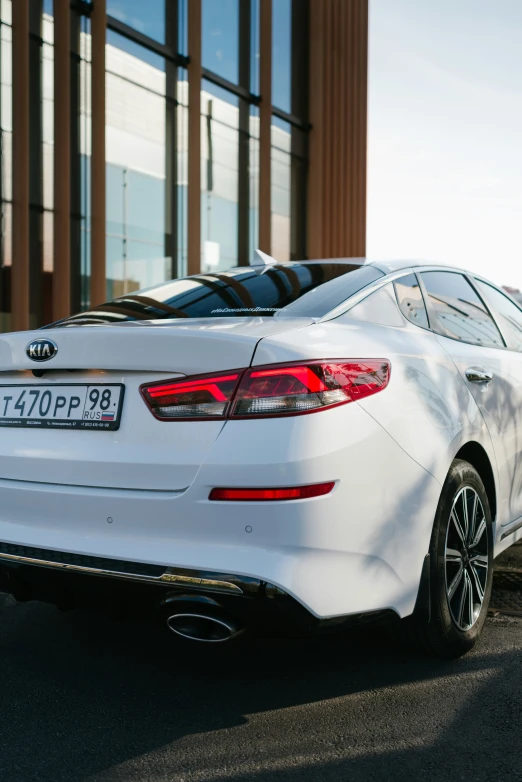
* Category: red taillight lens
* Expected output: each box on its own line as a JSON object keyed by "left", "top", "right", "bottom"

{"left": 140, "top": 360, "right": 390, "bottom": 421}
{"left": 141, "top": 371, "right": 241, "bottom": 420}
{"left": 230, "top": 360, "right": 390, "bottom": 418}
{"left": 209, "top": 482, "right": 336, "bottom": 501}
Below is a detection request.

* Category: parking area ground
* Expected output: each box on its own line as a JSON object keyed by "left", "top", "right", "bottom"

{"left": 2, "top": 546, "right": 522, "bottom": 782}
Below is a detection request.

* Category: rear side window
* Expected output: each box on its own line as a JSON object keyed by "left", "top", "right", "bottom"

{"left": 473, "top": 280, "right": 522, "bottom": 352}
{"left": 52, "top": 264, "right": 381, "bottom": 327}
{"left": 394, "top": 273, "right": 429, "bottom": 329}
{"left": 420, "top": 271, "right": 504, "bottom": 348}
{"left": 345, "top": 284, "right": 404, "bottom": 327}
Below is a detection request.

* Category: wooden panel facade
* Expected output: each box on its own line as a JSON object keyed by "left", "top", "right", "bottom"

{"left": 308, "top": 0, "right": 368, "bottom": 259}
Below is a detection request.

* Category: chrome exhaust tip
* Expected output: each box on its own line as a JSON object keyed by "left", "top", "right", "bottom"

{"left": 166, "top": 611, "right": 244, "bottom": 643}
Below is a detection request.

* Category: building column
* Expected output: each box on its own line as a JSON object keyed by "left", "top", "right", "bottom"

{"left": 90, "top": 0, "right": 106, "bottom": 306}
{"left": 53, "top": 0, "right": 71, "bottom": 320}
{"left": 12, "top": 0, "right": 30, "bottom": 331}
{"left": 308, "top": 0, "right": 369, "bottom": 259}
{"left": 258, "top": 0, "right": 272, "bottom": 254}
{"left": 187, "top": 0, "right": 201, "bottom": 276}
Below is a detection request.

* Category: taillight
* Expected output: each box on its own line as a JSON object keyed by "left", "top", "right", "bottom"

{"left": 229, "top": 360, "right": 390, "bottom": 418}
{"left": 140, "top": 360, "right": 390, "bottom": 421}
{"left": 209, "top": 482, "right": 336, "bottom": 501}
{"left": 140, "top": 371, "right": 241, "bottom": 420}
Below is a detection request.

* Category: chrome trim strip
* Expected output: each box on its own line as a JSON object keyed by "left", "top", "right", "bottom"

{"left": 0, "top": 475, "right": 187, "bottom": 496}
{"left": 0, "top": 550, "right": 243, "bottom": 594}
{"left": 318, "top": 269, "right": 415, "bottom": 322}
{"left": 500, "top": 517, "right": 522, "bottom": 541}
{"left": 160, "top": 573, "right": 243, "bottom": 594}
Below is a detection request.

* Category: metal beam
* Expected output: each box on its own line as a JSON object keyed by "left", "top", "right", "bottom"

{"left": 12, "top": 0, "right": 30, "bottom": 331}
{"left": 90, "top": 0, "right": 106, "bottom": 306}
{"left": 259, "top": 0, "right": 272, "bottom": 254}
{"left": 187, "top": 0, "right": 202, "bottom": 276}
{"left": 53, "top": 0, "right": 71, "bottom": 320}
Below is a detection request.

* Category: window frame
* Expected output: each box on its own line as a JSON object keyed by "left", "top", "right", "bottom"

{"left": 469, "top": 276, "right": 522, "bottom": 353}
{"left": 393, "top": 272, "right": 431, "bottom": 332}
{"left": 417, "top": 269, "right": 507, "bottom": 350}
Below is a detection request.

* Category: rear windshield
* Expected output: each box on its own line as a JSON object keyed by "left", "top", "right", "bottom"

{"left": 53, "top": 263, "right": 383, "bottom": 326}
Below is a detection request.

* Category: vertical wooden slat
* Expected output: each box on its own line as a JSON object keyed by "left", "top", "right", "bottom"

{"left": 12, "top": 0, "right": 30, "bottom": 331}
{"left": 90, "top": 0, "right": 106, "bottom": 306}
{"left": 358, "top": 1, "right": 369, "bottom": 255}
{"left": 187, "top": 0, "right": 201, "bottom": 275}
{"left": 53, "top": 0, "right": 71, "bottom": 320}
{"left": 307, "top": 0, "right": 368, "bottom": 259}
{"left": 322, "top": 0, "right": 332, "bottom": 256}
{"left": 259, "top": 0, "right": 272, "bottom": 253}
{"left": 306, "top": 0, "right": 324, "bottom": 258}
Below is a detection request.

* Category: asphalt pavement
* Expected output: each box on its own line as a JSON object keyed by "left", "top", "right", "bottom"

{"left": 2, "top": 552, "right": 522, "bottom": 782}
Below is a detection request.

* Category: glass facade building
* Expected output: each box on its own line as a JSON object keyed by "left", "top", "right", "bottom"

{"left": 0, "top": 0, "right": 368, "bottom": 332}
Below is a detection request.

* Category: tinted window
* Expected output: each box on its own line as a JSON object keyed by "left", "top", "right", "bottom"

{"left": 279, "top": 265, "right": 384, "bottom": 318}
{"left": 394, "top": 273, "right": 429, "bottom": 329}
{"left": 53, "top": 264, "right": 375, "bottom": 327}
{"left": 420, "top": 272, "right": 504, "bottom": 348}
{"left": 474, "top": 280, "right": 522, "bottom": 352}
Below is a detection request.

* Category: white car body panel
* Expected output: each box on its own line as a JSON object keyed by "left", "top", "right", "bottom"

{"left": 0, "top": 403, "right": 441, "bottom": 618}
{"left": 253, "top": 317, "right": 496, "bottom": 487}
{"left": 0, "top": 259, "right": 520, "bottom": 623}
{"left": 434, "top": 333, "right": 522, "bottom": 548}
{"left": 0, "top": 318, "right": 312, "bottom": 373}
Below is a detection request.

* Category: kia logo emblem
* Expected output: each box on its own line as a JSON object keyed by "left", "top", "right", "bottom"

{"left": 26, "top": 339, "right": 58, "bottom": 362}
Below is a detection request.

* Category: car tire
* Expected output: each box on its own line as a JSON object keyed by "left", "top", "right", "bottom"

{"left": 405, "top": 458, "right": 493, "bottom": 659}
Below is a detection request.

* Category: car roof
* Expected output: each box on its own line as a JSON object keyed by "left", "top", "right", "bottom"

{"left": 296, "top": 257, "right": 477, "bottom": 277}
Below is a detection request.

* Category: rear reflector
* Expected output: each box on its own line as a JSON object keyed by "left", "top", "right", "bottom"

{"left": 140, "top": 360, "right": 390, "bottom": 421}
{"left": 209, "top": 482, "right": 336, "bottom": 501}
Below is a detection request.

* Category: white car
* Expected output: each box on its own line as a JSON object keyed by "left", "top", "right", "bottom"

{"left": 1, "top": 255, "right": 521, "bottom": 658}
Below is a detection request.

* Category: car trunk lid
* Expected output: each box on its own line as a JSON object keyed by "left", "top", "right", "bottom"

{"left": 0, "top": 318, "right": 311, "bottom": 490}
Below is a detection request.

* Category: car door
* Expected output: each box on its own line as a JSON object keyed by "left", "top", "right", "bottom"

{"left": 419, "top": 270, "right": 522, "bottom": 527}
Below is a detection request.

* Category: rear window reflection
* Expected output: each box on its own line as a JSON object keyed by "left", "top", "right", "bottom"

{"left": 53, "top": 264, "right": 365, "bottom": 326}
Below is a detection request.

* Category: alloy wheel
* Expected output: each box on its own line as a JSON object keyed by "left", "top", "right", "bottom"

{"left": 444, "top": 485, "right": 489, "bottom": 631}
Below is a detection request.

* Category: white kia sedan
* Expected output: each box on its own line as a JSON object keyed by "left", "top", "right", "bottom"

{"left": 1, "top": 255, "right": 521, "bottom": 658}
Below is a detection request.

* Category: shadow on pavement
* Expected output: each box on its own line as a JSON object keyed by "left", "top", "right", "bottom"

{"left": 1, "top": 594, "right": 522, "bottom": 781}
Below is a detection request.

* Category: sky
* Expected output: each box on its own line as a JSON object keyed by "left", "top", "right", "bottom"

{"left": 367, "top": 0, "right": 522, "bottom": 289}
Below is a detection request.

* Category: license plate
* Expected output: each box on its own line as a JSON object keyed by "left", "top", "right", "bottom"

{"left": 0, "top": 384, "right": 125, "bottom": 430}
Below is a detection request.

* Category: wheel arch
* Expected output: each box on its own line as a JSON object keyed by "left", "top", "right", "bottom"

{"left": 454, "top": 441, "right": 497, "bottom": 523}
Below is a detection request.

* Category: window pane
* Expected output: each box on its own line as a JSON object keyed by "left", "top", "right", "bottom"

{"left": 272, "top": 0, "right": 291, "bottom": 112}
{"left": 1, "top": 1, "right": 11, "bottom": 26}
{"left": 251, "top": 0, "right": 260, "bottom": 94}
{"left": 0, "top": 202, "right": 12, "bottom": 332}
{"left": 58, "top": 263, "right": 364, "bottom": 325}
{"left": 421, "top": 272, "right": 503, "bottom": 348}
{"left": 1, "top": 23, "right": 12, "bottom": 202}
{"left": 80, "top": 16, "right": 91, "bottom": 311}
{"left": 177, "top": 70, "right": 189, "bottom": 278}
{"left": 394, "top": 273, "right": 429, "bottom": 329}
{"left": 178, "top": 0, "right": 188, "bottom": 57}
{"left": 348, "top": 284, "right": 405, "bottom": 328}
{"left": 282, "top": 265, "right": 384, "bottom": 318}
{"left": 201, "top": 81, "right": 239, "bottom": 271}
{"left": 202, "top": 0, "right": 239, "bottom": 83}
{"left": 271, "top": 118, "right": 291, "bottom": 261}
{"left": 271, "top": 117, "right": 306, "bottom": 261}
{"left": 249, "top": 105, "right": 260, "bottom": 262}
{"left": 105, "top": 34, "right": 168, "bottom": 299}
{"left": 474, "top": 280, "right": 522, "bottom": 353}
{"left": 107, "top": 0, "right": 166, "bottom": 44}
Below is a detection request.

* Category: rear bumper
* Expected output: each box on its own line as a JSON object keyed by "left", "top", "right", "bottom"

{"left": 0, "top": 546, "right": 395, "bottom": 636}
{"left": 0, "top": 404, "right": 443, "bottom": 620}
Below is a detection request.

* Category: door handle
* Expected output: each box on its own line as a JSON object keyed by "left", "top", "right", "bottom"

{"left": 465, "top": 367, "right": 494, "bottom": 383}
